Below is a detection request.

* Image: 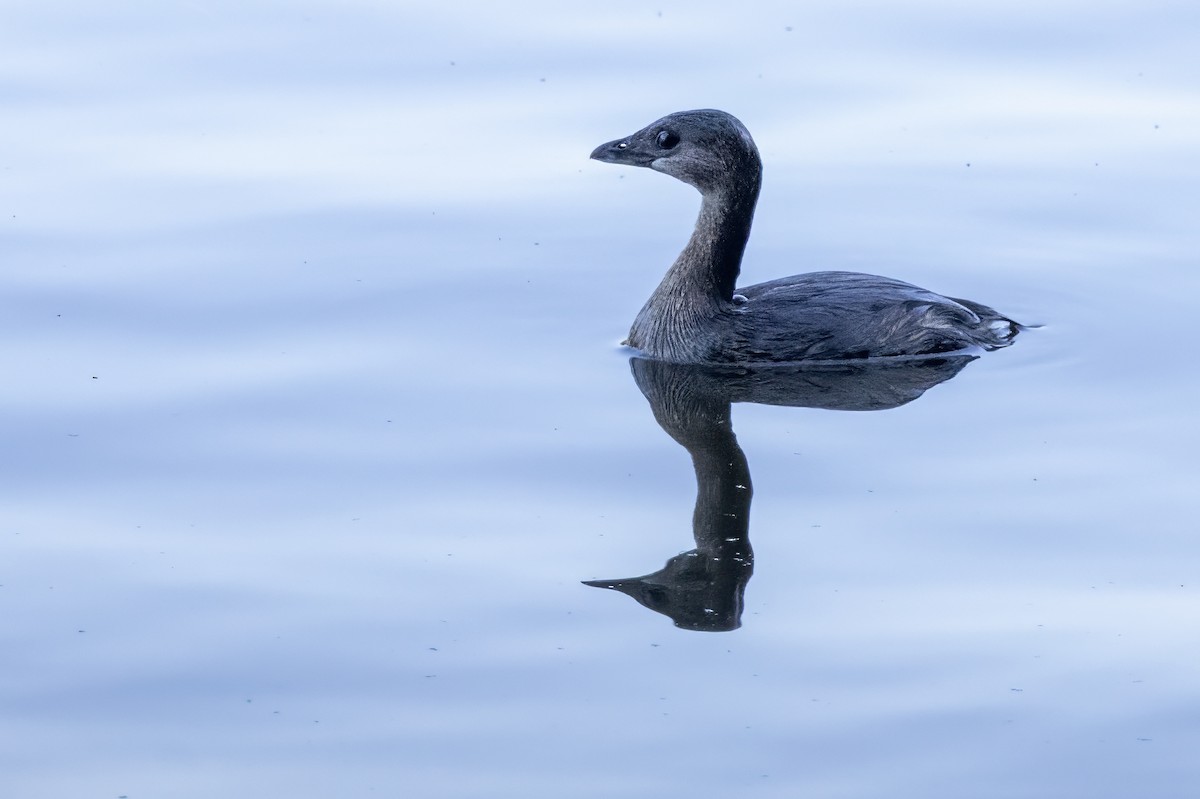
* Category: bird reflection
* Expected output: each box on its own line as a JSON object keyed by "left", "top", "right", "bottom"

{"left": 584, "top": 355, "right": 976, "bottom": 631}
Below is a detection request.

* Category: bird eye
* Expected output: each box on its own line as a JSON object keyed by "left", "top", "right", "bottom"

{"left": 656, "top": 130, "right": 680, "bottom": 149}
{"left": 617, "top": 141, "right": 628, "bottom": 150}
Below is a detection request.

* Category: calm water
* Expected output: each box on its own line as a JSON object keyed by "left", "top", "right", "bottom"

{"left": 4, "top": 2, "right": 1199, "bottom": 797}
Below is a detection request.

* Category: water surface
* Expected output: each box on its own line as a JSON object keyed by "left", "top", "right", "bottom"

{"left": 3, "top": 2, "right": 1199, "bottom": 797}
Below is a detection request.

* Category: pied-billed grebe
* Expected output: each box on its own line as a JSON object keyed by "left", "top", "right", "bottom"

{"left": 590, "top": 109, "right": 1022, "bottom": 364}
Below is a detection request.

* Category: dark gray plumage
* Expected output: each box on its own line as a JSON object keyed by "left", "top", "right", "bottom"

{"left": 590, "top": 109, "right": 1022, "bottom": 364}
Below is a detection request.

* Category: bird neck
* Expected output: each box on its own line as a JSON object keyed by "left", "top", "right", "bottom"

{"left": 660, "top": 176, "right": 760, "bottom": 305}
{"left": 626, "top": 158, "right": 761, "bottom": 361}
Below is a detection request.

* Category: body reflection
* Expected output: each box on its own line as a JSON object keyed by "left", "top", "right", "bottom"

{"left": 584, "top": 355, "right": 976, "bottom": 631}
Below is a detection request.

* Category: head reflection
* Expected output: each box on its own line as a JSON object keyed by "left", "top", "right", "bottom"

{"left": 584, "top": 355, "right": 976, "bottom": 632}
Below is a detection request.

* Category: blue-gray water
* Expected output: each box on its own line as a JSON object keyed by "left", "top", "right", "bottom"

{"left": 3, "top": 2, "right": 1199, "bottom": 797}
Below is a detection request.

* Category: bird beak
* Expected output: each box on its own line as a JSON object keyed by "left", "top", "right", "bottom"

{"left": 590, "top": 135, "right": 656, "bottom": 167}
